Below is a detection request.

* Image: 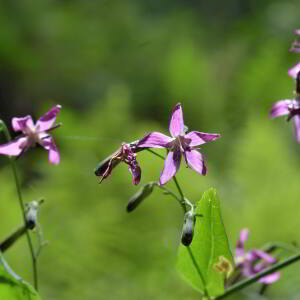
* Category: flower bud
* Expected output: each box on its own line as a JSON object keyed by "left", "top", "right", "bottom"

{"left": 25, "top": 200, "right": 43, "bottom": 230}
{"left": 126, "top": 182, "right": 155, "bottom": 212}
{"left": 181, "top": 211, "right": 196, "bottom": 246}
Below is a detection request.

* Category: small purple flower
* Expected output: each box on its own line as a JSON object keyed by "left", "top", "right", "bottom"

{"left": 0, "top": 105, "right": 61, "bottom": 164}
{"left": 137, "top": 103, "right": 220, "bottom": 185}
{"left": 94, "top": 142, "right": 141, "bottom": 185}
{"left": 235, "top": 229, "right": 280, "bottom": 284}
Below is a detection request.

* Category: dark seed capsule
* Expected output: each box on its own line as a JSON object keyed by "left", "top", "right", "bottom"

{"left": 126, "top": 183, "right": 155, "bottom": 212}
{"left": 296, "top": 71, "right": 300, "bottom": 95}
{"left": 181, "top": 211, "right": 196, "bottom": 246}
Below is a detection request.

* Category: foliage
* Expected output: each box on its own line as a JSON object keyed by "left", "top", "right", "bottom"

{"left": 177, "top": 188, "right": 233, "bottom": 297}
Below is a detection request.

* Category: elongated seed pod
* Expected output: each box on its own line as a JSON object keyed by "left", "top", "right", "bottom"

{"left": 181, "top": 211, "right": 196, "bottom": 246}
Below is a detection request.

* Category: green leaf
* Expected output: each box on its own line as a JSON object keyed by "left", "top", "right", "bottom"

{"left": 177, "top": 188, "right": 233, "bottom": 297}
{"left": 0, "top": 253, "right": 42, "bottom": 300}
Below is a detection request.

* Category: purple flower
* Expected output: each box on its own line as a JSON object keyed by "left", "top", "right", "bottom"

{"left": 269, "top": 88, "right": 300, "bottom": 142}
{"left": 235, "top": 229, "right": 280, "bottom": 284}
{"left": 0, "top": 105, "right": 61, "bottom": 164}
{"left": 137, "top": 103, "right": 220, "bottom": 185}
{"left": 94, "top": 142, "right": 141, "bottom": 185}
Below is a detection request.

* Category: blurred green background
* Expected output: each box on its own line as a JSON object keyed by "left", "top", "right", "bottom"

{"left": 0, "top": 0, "right": 300, "bottom": 299}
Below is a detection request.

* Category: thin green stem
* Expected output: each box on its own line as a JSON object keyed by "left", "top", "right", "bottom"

{"left": 172, "top": 177, "right": 185, "bottom": 204}
{"left": 216, "top": 253, "right": 300, "bottom": 300}
{"left": 147, "top": 148, "right": 209, "bottom": 297}
{"left": 0, "top": 121, "right": 38, "bottom": 290}
{"left": 146, "top": 148, "right": 165, "bottom": 160}
{"left": 157, "top": 184, "right": 184, "bottom": 207}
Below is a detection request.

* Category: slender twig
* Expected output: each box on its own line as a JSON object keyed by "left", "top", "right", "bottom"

{"left": 216, "top": 253, "right": 300, "bottom": 300}
{"left": 0, "top": 121, "right": 38, "bottom": 290}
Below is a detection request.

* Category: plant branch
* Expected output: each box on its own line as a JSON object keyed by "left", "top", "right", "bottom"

{"left": 0, "top": 120, "right": 38, "bottom": 290}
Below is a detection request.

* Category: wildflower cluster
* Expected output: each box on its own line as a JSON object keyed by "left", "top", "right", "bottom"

{"left": 2, "top": 29, "right": 300, "bottom": 300}
{"left": 95, "top": 103, "right": 220, "bottom": 186}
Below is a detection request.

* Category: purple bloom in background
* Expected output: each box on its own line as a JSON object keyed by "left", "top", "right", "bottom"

{"left": 137, "top": 103, "right": 220, "bottom": 185}
{"left": 269, "top": 70, "right": 300, "bottom": 142}
{"left": 0, "top": 105, "right": 61, "bottom": 164}
{"left": 94, "top": 142, "right": 141, "bottom": 185}
{"left": 290, "top": 29, "right": 300, "bottom": 53}
{"left": 235, "top": 229, "right": 280, "bottom": 284}
{"left": 288, "top": 63, "right": 300, "bottom": 79}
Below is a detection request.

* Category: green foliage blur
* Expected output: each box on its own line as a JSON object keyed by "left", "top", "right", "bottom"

{"left": 0, "top": 0, "right": 300, "bottom": 299}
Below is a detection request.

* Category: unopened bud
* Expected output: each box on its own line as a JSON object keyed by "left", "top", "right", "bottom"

{"left": 25, "top": 200, "right": 43, "bottom": 230}
{"left": 126, "top": 182, "right": 155, "bottom": 212}
{"left": 181, "top": 211, "right": 196, "bottom": 246}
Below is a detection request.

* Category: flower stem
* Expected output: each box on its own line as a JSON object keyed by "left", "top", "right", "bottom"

{"left": 216, "top": 253, "right": 300, "bottom": 299}
{"left": 0, "top": 120, "right": 38, "bottom": 290}
{"left": 156, "top": 184, "right": 185, "bottom": 207}
{"left": 146, "top": 148, "right": 209, "bottom": 297}
{"left": 172, "top": 177, "right": 186, "bottom": 213}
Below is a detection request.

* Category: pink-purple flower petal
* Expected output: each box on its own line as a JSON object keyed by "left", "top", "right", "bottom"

{"left": 259, "top": 272, "right": 280, "bottom": 284}
{"left": 269, "top": 100, "right": 294, "bottom": 118}
{"left": 184, "top": 131, "right": 221, "bottom": 147}
{"left": 12, "top": 116, "right": 34, "bottom": 132}
{"left": 0, "top": 137, "right": 29, "bottom": 156}
{"left": 159, "top": 150, "right": 181, "bottom": 185}
{"left": 236, "top": 228, "right": 249, "bottom": 258}
{"left": 36, "top": 105, "right": 61, "bottom": 132}
{"left": 288, "top": 63, "right": 300, "bottom": 79}
{"left": 169, "top": 103, "right": 185, "bottom": 138}
{"left": 129, "top": 163, "right": 141, "bottom": 185}
{"left": 293, "top": 115, "right": 300, "bottom": 142}
{"left": 184, "top": 149, "right": 207, "bottom": 175}
{"left": 42, "top": 137, "right": 60, "bottom": 165}
{"left": 252, "top": 250, "right": 276, "bottom": 264}
{"left": 137, "top": 132, "right": 173, "bottom": 148}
